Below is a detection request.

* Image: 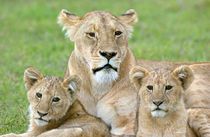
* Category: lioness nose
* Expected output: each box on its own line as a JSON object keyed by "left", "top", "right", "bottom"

{"left": 153, "top": 101, "right": 163, "bottom": 106}
{"left": 37, "top": 111, "right": 48, "bottom": 117}
{"left": 99, "top": 51, "right": 117, "bottom": 60}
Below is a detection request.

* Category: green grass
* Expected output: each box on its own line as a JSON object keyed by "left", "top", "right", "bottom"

{"left": 0, "top": 0, "right": 209, "bottom": 134}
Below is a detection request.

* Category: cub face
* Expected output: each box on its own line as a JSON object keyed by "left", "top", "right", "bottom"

{"left": 130, "top": 66, "right": 194, "bottom": 118}
{"left": 24, "top": 67, "right": 81, "bottom": 126}
{"left": 58, "top": 9, "right": 137, "bottom": 84}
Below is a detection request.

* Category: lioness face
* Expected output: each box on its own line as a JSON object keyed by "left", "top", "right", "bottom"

{"left": 130, "top": 66, "right": 194, "bottom": 118}
{"left": 58, "top": 9, "right": 137, "bottom": 83}
{"left": 24, "top": 68, "right": 81, "bottom": 126}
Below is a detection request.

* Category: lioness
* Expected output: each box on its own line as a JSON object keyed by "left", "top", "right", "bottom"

{"left": 130, "top": 65, "right": 194, "bottom": 137}
{"left": 1, "top": 68, "right": 110, "bottom": 137}
{"left": 58, "top": 9, "right": 210, "bottom": 136}
{"left": 58, "top": 9, "right": 138, "bottom": 136}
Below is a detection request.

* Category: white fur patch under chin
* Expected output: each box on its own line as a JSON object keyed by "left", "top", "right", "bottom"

{"left": 34, "top": 119, "right": 48, "bottom": 126}
{"left": 94, "top": 70, "right": 118, "bottom": 84}
{"left": 151, "top": 110, "right": 166, "bottom": 118}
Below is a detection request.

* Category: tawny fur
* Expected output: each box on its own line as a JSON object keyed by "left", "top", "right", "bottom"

{"left": 58, "top": 9, "right": 210, "bottom": 137}
{"left": 130, "top": 66, "right": 194, "bottom": 137}
{"left": 137, "top": 62, "right": 210, "bottom": 137}
{"left": 58, "top": 9, "right": 138, "bottom": 136}
{"left": 186, "top": 64, "right": 210, "bottom": 137}
{"left": 1, "top": 68, "right": 110, "bottom": 137}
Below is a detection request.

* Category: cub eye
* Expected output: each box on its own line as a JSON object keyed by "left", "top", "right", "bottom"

{"left": 115, "top": 31, "right": 122, "bottom": 36}
{"left": 52, "top": 97, "right": 60, "bottom": 102}
{"left": 36, "top": 92, "right": 42, "bottom": 98}
{"left": 165, "top": 85, "right": 173, "bottom": 91}
{"left": 146, "top": 85, "right": 153, "bottom": 91}
{"left": 87, "top": 32, "right": 95, "bottom": 38}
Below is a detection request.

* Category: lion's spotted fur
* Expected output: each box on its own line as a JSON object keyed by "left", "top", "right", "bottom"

{"left": 130, "top": 66, "right": 194, "bottom": 137}
{"left": 136, "top": 61, "right": 210, "bottom": 137}
{"left": 1, "top": 68, "right": 110, "bottom": 137}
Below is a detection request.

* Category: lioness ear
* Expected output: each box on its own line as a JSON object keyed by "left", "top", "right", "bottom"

{"left": 63, "top": 75, "right": 81, "bottom": 95}
{"left": 58, "top": 9, "right": 81, "bottom": 41}
{"left": 118, "top": 9, "right": 138, "bottom": 25}
{"left": 129, "top": 66, "right": 148, "bottom": 90}
{"left": 24, "top": 67, "right": 43, "bottom": 91}
{"left": 118, "top": 9, "right": 138, "bottom": 37}
{"left": 173, "top": 65, "right": 194, "bottom": 90}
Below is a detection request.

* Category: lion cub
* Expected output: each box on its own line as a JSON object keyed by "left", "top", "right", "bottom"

{"left": 2, "top": 67, "right": 110, "bottom": 137}
{"left": 130, "top": 66, "right": 194, "bottom": 137}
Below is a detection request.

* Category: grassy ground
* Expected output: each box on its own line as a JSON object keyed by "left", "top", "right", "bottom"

{"left": 0, "top": 0, "right": 209, "bottom": 134}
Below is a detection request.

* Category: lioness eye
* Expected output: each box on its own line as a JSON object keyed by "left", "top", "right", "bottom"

{"left": 165, "top": 85, "right": 173, "bottom": 90}
{"left": 52, "top": 97, "right": 60, "bottom": 102}
{"left": 36, "top": 92, "right": 42, "bottom": 98}
{"left": 115, "top": 31, "right": 122, "bottom": 36}
{"left": 87, "top": 32, "right": 95, "bottom": 38}
{"left": 146, "top": 85, "right": 153, "bottom": 91}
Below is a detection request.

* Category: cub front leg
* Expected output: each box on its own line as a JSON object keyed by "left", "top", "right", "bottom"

{"left": 0, "top": 133, "right": 27, "bottom": 137}
{"left": 37, "top": 127, "right": 83, "bottom": 137}
{"left": 1, "top": 133, "right": 19, "bottom": 137}
{"left": 111, "top": 135, "right": 135, "bottom": 137}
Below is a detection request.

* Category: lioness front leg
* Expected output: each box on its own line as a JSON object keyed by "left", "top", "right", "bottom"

{"left": 188, "top": 108, "right": 210, "bottom": 137}
{"left": 37, "top": 127, "right": 83, "bottom": 137}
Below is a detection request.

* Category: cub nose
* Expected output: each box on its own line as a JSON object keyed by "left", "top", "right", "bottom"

{"left": 99, "top": 51, "right": 117, "bottom": 60}
{"left": 37, "top": 111, "right": 48, "bottom": 117}
{"left": 153, "top": 100, "right": 163, "bottom": 106}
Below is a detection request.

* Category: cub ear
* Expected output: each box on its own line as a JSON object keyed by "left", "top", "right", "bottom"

{"left": 173, "top": 65, "right": 194, "bottom": 90}
{"left": 58, "top": 9, "right": 81, "bottom": 41}
{"left": 24, "top": 67, "right": 43, "bottom": 91}
{"left": 63, "top": 75, "right": 81, "bottom": 95}
{"left": 129, "top": 66, "right": 148, "bottom": 90}
{"left": 118, "top": 9, "right": 138, "bottom": 25}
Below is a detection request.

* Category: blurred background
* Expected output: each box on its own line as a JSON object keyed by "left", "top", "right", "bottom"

{"left": 0, "top": 0, "right": 209, "bottom": 134}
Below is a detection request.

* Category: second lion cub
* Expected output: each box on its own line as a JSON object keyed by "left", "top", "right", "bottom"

{"left": 130, "top": 65, "right": 194, "bottom": 137}
{"left": 1, "top": 67, "right": 110, "bottom": 137}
